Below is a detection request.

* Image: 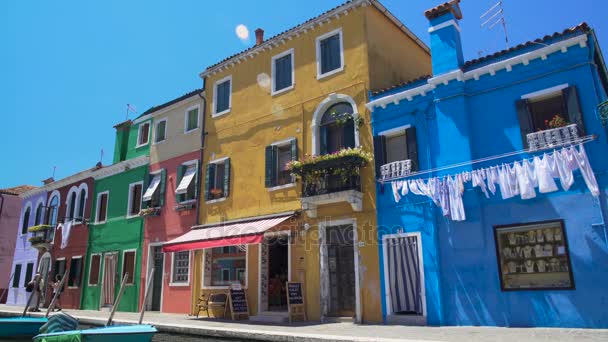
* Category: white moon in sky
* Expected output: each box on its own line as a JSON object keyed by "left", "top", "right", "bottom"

{"left": 235, "top": 24, "right": 249, "bottom": 40}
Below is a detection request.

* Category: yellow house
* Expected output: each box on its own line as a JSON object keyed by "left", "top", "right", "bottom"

{"left": 165, "top": 0, "right": 430, "bottom": 323}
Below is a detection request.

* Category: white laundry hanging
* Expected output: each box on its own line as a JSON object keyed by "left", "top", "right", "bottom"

{"left": 535, "top": 154, "right": 558, "bottom": 193}
{"left": 448, "top": 174, "right": 466, "bottom": 221}
{"left": 472, "top": 169, "right": 490, "bottom": 199}
{"left": 573, "top": 144, "right": 600, "bottom": 196}
{"left": 514, "top": 160, "right": 536, "bottom": 200}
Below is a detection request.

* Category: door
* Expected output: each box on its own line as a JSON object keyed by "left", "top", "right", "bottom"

{"left": 327, "top": 225, "right": 356, "bottom": 317}
{"left": 38, "top": 253, "right": 52, "bottom": 305}
{"left": 150, "top": 246, "right": 164, "bottom": 311}
{"left": 101, "top": 253, "right": 118, "bottom": 307}
{"left": 384, "top": 234, "right": 424, "bottom": 316}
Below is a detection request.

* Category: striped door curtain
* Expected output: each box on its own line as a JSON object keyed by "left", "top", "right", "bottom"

{"left": 103, "top": 254, "right": 117, "bottom": 306}
{"left": 386, "top": 236, "right": 422, "bottom": 315}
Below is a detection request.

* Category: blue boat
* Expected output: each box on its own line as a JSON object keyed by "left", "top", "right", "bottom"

{"left": 0, "top": 316, "right": 48, "bottom": 338}
{"left": 33, "top": 324, "right": 158, "bottom": 342}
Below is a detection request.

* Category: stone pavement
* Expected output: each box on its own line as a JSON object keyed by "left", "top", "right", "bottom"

{"left": 1, "top": 305, "right": 607, "bottom": 342}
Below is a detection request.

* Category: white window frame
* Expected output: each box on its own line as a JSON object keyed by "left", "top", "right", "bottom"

{"left": 184, "top": 104, "right": 201, "bottom": 134}
{"left": 46, "top": 190, "right": 61, "bottom": 227}
{"left": 212, "top": 75, "right": 232, "bottom": 118}
{"left": 521, "top": 83, "right": 569, "bottom": 101}
{"left": 88, "top": 253, "right": 102, "bottom": 286}
{"left": 315, "top": 28, "right": 344, "bottom": 80}
{"left": 205, "top": 157, "right": 229, "bottom": 204}
{"left": 53, "top": 257, "right": 66, "bottom": 282}
{"left": 144, "top": 169, "right": 163, "bottom": 206}
{"left": 122, "top": 249, "right": 137, "bottom": 286}
{"left": 176, "top": 159, "right": 199, "bottom": 204}
{"left": 74, "top": 183, "right": 89, "bottom": 225}
{"left": 153, "top": 118, "right": 168, "bottom": 144}
{"left": 202, "top": 245, "right": 249, "bottom": 290}
{"left": 271, "top": 48, "right": 295, "bottom": 96}
{"left": 20, "top": 202, "right": 33, "bottom": 236}
{"left": 67, "top": 255, "right": 83, "bottom": 289}
{"left": 268, "top": 138, "right": 296, "bottom": 192}
{"left": 126, "top": 181, "right": 144, "bottom": 219}
{"left": 169, "top": 251, "right": 191, "bottom": 287}
{"left": 95, "top": 191, "right": 110, "bottom": 224}
{"left": 136, "top": 121, "right": 151, "bottom": 148}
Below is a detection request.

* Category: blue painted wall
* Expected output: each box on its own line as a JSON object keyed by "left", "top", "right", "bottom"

{"left": 370, "top": 22, "right": 608, "bottom": 328}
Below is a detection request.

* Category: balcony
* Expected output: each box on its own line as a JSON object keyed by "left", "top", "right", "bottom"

{"left": 527, "top": 124, "right": 579, "bottom": 151}
{"left": 380, "top": 160, "right": 412, "bottom": 180}
{"left": 27, "top": 225, "right": 53, "bottom": 251}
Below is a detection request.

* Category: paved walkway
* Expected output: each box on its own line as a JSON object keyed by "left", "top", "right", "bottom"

{"left": 1, "top": 305, "right": 607, "bottom": 342}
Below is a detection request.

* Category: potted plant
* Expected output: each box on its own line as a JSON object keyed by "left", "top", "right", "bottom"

{"left": 139, "top": 207, "right": 161, "bottom": 217}
{"left": 209, "top": 188, "right": 223, "bottom": 199}
{"left": 543, "top": 114, "right": 569, "bottom": 130}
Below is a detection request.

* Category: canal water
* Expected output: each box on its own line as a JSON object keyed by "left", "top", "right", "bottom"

{"left": 1, "top": 332, "right": 244, "bottom": 342}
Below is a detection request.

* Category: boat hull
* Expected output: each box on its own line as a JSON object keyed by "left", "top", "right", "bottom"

{"left": 34, "top": 324, "right": 157, "bottom": 342}
{"left": 0, "top": 316, "right": 48, "bottom": 338}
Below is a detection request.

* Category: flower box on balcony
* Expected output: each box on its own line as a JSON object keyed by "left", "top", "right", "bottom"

{"left": 28, "top": 236, "right": 49, "bottom": 244}
{"left": 27, "top": 224, "right": 52, "bottom": 233}
{"left": 380, "top": 160, "right": 412, "bottom": 180}
{"left": 175, "top": 202, "right": 196, "bottom": 211}
{"left": 287, "top": 147, "right": 372, "bottom": 177}
{"left": 527, "top": 124, "right": 579, "bottom": 151}
{"left": 139, "top": 207, "right": 161, "bottom": 217}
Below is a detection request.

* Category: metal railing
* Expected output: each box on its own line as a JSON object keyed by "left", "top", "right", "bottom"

{"left": 302, "top": 173, "right": 361, "bottom": 197}
{"left": 527, "top": 124, "right": 579, "bottom": 151}
{"left": 380, "top": 160, "right": 412, "bottom": 180}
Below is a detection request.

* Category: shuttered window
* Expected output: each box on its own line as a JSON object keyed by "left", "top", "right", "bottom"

{"left": 12, "top": 264, "right": 22, "bottom": 288}
{"left": 318, "top": 30, "right": 343, "bottom": 77}
{"left": 265, "top": 139, "right": 297, "bottom": 187}
{"left": 373, "top": 126, "right": 419, "bottom": 178}
{"left": 88, "top": 254, "right": 101, "bottom": 286}
{"left": 128, "top": 183, "right": 143, "bottom": 217}
{"left": 273, "top": 50, "right": 293, "bottom": 93}
{"left": 205, "top": 159, "right": 230, "bottom": 200}
{"left": 122, "top": 251, "right": 136, "bottom": 285}
{"left": 138, "top": 122, "right": 150, "bottom": 146}
{"left": 214, "top": 78, "right": 231, "bottom": 114}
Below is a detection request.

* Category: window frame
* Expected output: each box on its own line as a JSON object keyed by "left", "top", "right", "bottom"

{"left": 122, "top": 249, "right": 137, "bottom": 286}
{"left": 205, "top": 157, "right": 229, "bottom": 204}
{"left": 74, "top": 183, "right": 88, "bottom": 224}
{"left": 153, "top": 118, "right": 168, "bottom": 144}
{"left": 271, "top": 48, "right": 295, "bottom": 96}
{"left": 53, "top": 257, "right": 67, "bottom": 281}
{"left": 87, "top": 253, "right": 102, "bottom": 286}
{"left": 23, "top": 262, "right": 35, "bottom": 287}
{"left": 144, "top": 169, "right": 164, "bottom": 207}
{"left": 126, "top": 181, "right": 144, "bottom": 218}
{"left": 184, "top": 104, "right": 201, "bottom": 134}
{"left": 67, "top": 255, "right": 83, "bottom": 289}
{"left": 212, "top": 75, "right": 232, "bottom": 118}
{"left": 169, "top": 251, "right": 191, "bottom": 287}
{"left": 315, "top": 28, "right": 344, "bottom": 80}
{"left": 268, "top": 138, "right": 297, "bottom": 191}
{"left": 95, "top": 191, "right": 110, "bottom": 224}
{"left": 379, "top": 124, "right": 411, "bottom": 164}
{"left": 12, "top": 264, "right": 22, "bottom": 288}
{"left": 202, "top": 245, "right": 249, "bottom": 290}
{"left": 46, "top": 192, "right": 60, "bottom": 228}
{"left": 136, "top": 121, "right": 151, "bottom": 148}
{"left": 176, "top": 160, "right": 199, "bottom": 204}
{"left": 20, "top": 203, "right": 32, "bottom": 235}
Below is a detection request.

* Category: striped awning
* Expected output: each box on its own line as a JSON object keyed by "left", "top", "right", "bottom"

{"left": 162, "top": 214, "right": 293, "bottom": 253}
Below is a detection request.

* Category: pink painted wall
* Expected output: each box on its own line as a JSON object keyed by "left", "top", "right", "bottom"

{"left": 0, "top": 193, "right": 21, "bottom": 303}
{"left": 140, "top": 151, "right": 199, "bottom": 314}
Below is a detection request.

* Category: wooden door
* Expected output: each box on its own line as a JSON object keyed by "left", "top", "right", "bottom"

{"left": 326, "top": 225, "right": 356, "bottom": 317}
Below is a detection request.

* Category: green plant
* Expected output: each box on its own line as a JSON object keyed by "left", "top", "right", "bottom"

{"left": 27, "top": 224, "right": 52, "bottom": 233}
{"left": 330, "top": 111, "right": 364, "bottom": 128}
{"left": 287, "top": 147, "right": 372, "bottom": 182}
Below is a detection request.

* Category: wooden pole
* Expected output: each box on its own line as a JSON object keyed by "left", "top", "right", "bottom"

{"left": 46, "top": 270, "right": 69, "bottom": 317}
{"left": 106, "top": 273, "right": 129, "bottom": 326}
{"left": 138, "top": 268, "right": 154, "bottom": 324}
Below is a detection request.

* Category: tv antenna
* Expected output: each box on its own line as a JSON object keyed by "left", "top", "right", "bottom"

{"left": 125, "top": 103, "right": 137, "bottom": 120}
{"left": 481, "top": 1, "right": 509, "bottom": 49}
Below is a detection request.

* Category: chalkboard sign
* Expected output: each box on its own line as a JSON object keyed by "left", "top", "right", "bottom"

{"left": 229, "top": 288, "right": 249, "bottom": 320}
{"left": 286, "top": 282, "right": 306, "bottom": 322}
{"left": 287, "top": 282, "right": 304, "bottom": 305}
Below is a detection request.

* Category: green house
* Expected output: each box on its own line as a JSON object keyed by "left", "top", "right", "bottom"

{"left": 81, "top": 116, "right": 151, "bottom": 312}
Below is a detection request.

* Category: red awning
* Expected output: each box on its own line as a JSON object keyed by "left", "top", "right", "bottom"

{"left": 162, "top": 215, "right": 293, "bottom": 253}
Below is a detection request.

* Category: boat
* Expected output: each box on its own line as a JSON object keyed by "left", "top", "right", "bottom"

{"left": 0, "top": 316, "right": 48, "bottom": 338}
{"left": 33, "top": 324, "right": 158, "bottom": 342}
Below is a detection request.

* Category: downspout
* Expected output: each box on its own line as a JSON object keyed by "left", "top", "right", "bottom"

{"left": 195, "top": 88, "right": 207, "bottom": 226}
{"left": 0, "top": 194, "right": 4, "bottom": 218}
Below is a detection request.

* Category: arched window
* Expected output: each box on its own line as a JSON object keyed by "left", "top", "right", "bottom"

{"left": 21, "top": 207, "right": 31, "bottom": 235}
{"left": 319, "top": 102, "right": 355, "bottom": 155}
{"left": 77, "top": 189, "right": 86, "bottom": 221}
{"left": 46, "top": 195, "right": 59, "bottom": 227}
{"left": 34, "top": 203, "right": 44, "bottom": 226}
{"left": 67, "top": 192, "right": 77, "bottom": 221}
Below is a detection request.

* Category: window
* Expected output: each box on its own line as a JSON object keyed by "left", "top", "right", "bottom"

{"left": 68, "top": 257, "right": 83, "bottom": 287}
{"left": 319, "top": 102, "right": 355, "bottom": 155}
{"left": 46, "top": 195, "right": 59, "bottom": 227}
{"left": 24, "top": 263, "right": 34, "bottom": 286}
{"left": 272, "top": 49, "right": 294, "bottom": 95}
{"left": 154, "top": 119, "right": 167, "bottom": 144}
{"left": 374, "top": 126, "right": 419, "bottom": 178}
{"left": 185, "top": 106, "right": 199, "bottom": 133}
{"left": 122, "top": 250, "right": 136, "bottom": 285}
{"left": 205, "top": 159, "right": 230, "bottom": 201}
{"left": 207, "top": 246, "right": 246, "bottom": 287}
{"left": 176, "top": 163, "right": 198, "bottom": 203}
{"left": 143, "top": 170, "right": 165, "bottom": 208}
{"left": 88, "top": 254, "right": 101, "bottom": 286}
{"left": 12, "top": 264, "right": 22, "bottom": 288}
{"left": 21, "top": 206, "right": 31, "bottom": 234}
{"left": 53, "top": 258, "right": 66, "bottom": 280}
{"left": 265, "top": 139, "right": 297, "bottom": 188}
{"left": 137, "top": 122, "right": 151, "bottom": 147}
{"left": 171, "top": 251, "right": 190, "bottom": 285}
{"left": 316, "top": 28, "right": 344, "bottom": 79}
{"left": 494, "top": 220, "right": 574, "bottom": 291}
{"left": 127, "top": 182, "right": 143, "bottom": 217}
{"left": 34, "top": 202, "right": 44, "bottom": 226}
{"left": 213, "top": 76, "right": 232, "bottom": 116}
{"left": 67, "top": 192, "right": 76, "bottom": 221}
{"left": 517, "top": 85, "right": 584, "bottom": 147}
{"left": 95, "top": 192, "right": 109, "bottom": 223}
{"left": 77, "top": 188, "right": 86, "bottom": 222}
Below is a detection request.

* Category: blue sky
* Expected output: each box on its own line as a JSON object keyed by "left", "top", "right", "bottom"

{"left": 1, "top": 0, "right": 606, "bottom": 188}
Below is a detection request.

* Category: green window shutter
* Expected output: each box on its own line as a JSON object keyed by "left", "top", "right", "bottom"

{"left": 265, "top": 146, "right": 274, "bottom": 188}
{"left": 159, "top": 169, "right": 166, "bottom": 207}
{"left": 343, "top": 119, "right": 355, "bottom": 149}
{"left": 516, "top": 99, "right": 533, "bottom": 148}
{"left": 223, "top": 159, "right": 231, "bottom": 198}
{"left": 563, "top": 86, "right": 586, "bottom": 135}
{"left": 320, "top": 126, "right": 328, "bottom": 155}
{"left": 204, "top": 164, "right": 214, "bottom": 201}
{"left": 405, "top": 127, "right": 419, "bottom": 172}
{"left": 373, "top": 135, "right": 387, "bottom": 177}
{"left": 142, "top": 173, "right": 150, "bottom": 209}
{"left": 177, "top": 165, "right": 186, "bottom": 203}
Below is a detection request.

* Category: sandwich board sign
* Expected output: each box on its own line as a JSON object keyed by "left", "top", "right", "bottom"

{"left": 286, "top": 282, "right": 306, "bottom": 322}
{"left": 229, "top": 284, "right": 249, "bottom": 320}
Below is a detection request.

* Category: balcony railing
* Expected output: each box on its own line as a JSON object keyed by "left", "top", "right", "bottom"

{"left": 527, "top": 124, "right": 579, "bottom": 151}
{"left": 27, "top": 225, "right": 53, "bottom": 250}
{"left": 302, "top": 174, "right": 361, "bottom": 197}
{"left": 380, "top": 160, "right": 412, "bottom": 180}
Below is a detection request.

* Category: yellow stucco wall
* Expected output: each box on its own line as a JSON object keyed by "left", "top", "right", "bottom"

{"left": 149, "top": 95, "right": 204, "bottom": 164}
{"left": 195, "top": 4, "right": 430, "bottom": 324}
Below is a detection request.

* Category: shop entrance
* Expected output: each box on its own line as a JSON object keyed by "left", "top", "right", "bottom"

{"left": 259, "top": 235, "right": 289, "bottom": 313}
{"left": 326, "top": 224, "right": 356, "bottom": 318}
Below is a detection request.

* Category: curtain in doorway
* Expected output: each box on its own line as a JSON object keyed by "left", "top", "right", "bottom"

{"left": 103, "top": 254, "right": 117, "bottom": 306}
{"left": 387, "top": 236, "right": 422, "bottom": 315}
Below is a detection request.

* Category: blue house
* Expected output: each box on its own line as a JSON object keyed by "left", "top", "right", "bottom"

{"left": 366, "top": 0, "right": 608, "bottom": 328}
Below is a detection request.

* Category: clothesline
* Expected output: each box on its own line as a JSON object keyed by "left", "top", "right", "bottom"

{"left": 379, "top": 135, "right": 596, "bottom": 183}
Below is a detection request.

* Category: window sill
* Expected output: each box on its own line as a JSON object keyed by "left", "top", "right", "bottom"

{"left": 317, "top": 66, "right": 344, "bottom": 80}
{"left": 212, "top": 109, "right": 231, "bottom": 118}
{"left": 271, "top": 84, "right": 295, "bottom": 97}
{"left": 169, "top": 282, "right": 190, "bottom": 287}
{"left": 205, "top": 197, "right": 227, "bottom": 204}
{"left": 135, "top": 142, "right": 149, "bottom": 149}
{"left": 268, "top": 183, "right": 296, "bottom": 192}
{"left": 125, "top": 214, "right": 140, "bottom": 219}
{"left": 67, "top": 286, "right": 79, "bottom": 289}
{"left": 153, "top": 139, "right": 166, "bottom": 146}
{"left": 184, "top": 128, "right": 199, "bottom": 135}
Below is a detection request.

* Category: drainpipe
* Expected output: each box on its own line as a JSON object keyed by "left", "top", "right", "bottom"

{"left": 195, "top": 88, "right": 207, "bottom": 227}
{"left": 0, "top": 194, "right": 4, "bottom": 218}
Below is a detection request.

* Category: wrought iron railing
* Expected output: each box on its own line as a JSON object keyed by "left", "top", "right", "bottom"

{"left": 380, "top": 160, "right": 412, "bottom": 180}
{"left": 302, "top": 173, "right": 361, "bottom": 197}
{"left": 27, "top": 225, "right": 53, "bottom": 245}
{"left": 527, "top": 124, "right": 579, "bottom": 151}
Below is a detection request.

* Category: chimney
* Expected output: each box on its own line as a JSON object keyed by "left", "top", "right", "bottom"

{"left": 425, "top": 0, "right": 464, "bottom": 76}
{"left": 42, "top": 177, "right": 54, "bottom": 185}
{"left": 255, "top": 28, "right": 264, "bottom": 46}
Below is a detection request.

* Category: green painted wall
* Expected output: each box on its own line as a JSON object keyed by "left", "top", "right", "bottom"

{"left": 82, "top": 164, "right": 148, "bottom": 312}
{"left": 125, "top": 120, "right": 151, "bottom": 161}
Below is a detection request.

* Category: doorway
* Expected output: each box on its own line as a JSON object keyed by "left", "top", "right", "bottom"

{"left": 148, "top": 245, "right": 164, "bottom": 311}
{"left": 38, "top": 252, "right": 52, "bottom": 305}
{"left": 326, "top": 224, "right": 356, "bottom": 318}
{"left": 100, "top": 252, "right": 118, "bottom": 308}
{"left": 258, "top": 235, "right": 290, "bottom": 314}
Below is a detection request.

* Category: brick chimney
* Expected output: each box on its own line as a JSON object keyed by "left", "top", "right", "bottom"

{"left": 425, "top": 0, "right": 464, "bottom": 76}
{"left": 255, "top": 28, "right": 264, "bottom": 46}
